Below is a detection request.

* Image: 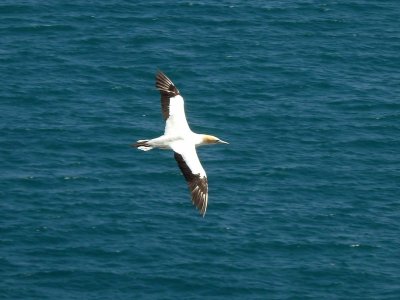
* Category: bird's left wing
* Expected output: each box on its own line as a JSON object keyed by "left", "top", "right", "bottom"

{"left": 172, "top": 143, "right": 208, "bottom": 216}
{"left": 156, "top": 71, "right": 191, "bottom": 135}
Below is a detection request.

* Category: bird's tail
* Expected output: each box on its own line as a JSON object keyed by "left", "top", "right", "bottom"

{"left": 132, "top": 139, "right": 153, "bottom": 151}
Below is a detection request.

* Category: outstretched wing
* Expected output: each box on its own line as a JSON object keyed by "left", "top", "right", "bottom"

{"left": 172, "top": 144, "right": 208, "bottom": 216}
{"left": 155, "top": 71, "right": 191, "bottom": 135}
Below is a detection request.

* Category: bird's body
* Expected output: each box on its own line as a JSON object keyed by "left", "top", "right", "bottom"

{"left": 133, "top": 71, "right": 228, "bottom": 216}
{"left": 136, "top": 132, "right": 214, "bottom": 151}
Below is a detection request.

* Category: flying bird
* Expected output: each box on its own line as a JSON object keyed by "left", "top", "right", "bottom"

{"left": 133, "top": 71, "right": 228, "bottom": 216}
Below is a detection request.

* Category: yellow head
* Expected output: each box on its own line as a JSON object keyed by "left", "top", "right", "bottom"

{"left": 201, "top": 135, "right": 229, "bottom": 145}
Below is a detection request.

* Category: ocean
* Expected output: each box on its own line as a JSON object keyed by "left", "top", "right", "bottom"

{"left": 1, "top": 0, "right": 399, "bottom": 299}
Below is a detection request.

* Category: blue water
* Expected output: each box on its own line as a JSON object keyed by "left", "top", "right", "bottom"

{"left": 1, "top": 1, "right": 400, "bottom": 299}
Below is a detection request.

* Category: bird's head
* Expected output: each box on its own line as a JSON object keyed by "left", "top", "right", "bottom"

{"left": 201, "top": 134, "right": 229, "bottom": 145}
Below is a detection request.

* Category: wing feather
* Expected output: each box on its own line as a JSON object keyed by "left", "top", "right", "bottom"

{"left": 173, "top": 146, "right": 208, "bottom": 216}
{"left": 156, "top": 71, "right": 180, "bottom": 120}
{"left": 155, "top": 71, "right": 191, "bottom": 135}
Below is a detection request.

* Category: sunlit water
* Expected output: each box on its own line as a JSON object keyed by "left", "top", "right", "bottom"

{"left": 1, "top": 1, "right": 399, "bottom": 299}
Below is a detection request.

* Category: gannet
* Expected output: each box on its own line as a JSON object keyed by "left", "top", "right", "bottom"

{"left": 133, "top": 71, "right": 228, "bottom": 216}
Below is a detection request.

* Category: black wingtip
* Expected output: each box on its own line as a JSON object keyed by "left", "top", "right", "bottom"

{"left": 155, "top": 71, "right": 180, "bottom": 95}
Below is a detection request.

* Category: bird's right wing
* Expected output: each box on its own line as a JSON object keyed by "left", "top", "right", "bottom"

{"left": 171, "top": 142, "right": 208, "bottom": 216}
{"left": 156, "top": 71, "right": 191, "bottom": 135}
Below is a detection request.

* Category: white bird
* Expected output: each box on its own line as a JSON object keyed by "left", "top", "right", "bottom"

{"left": 133, "top": 71, "right": 228, "bottom": 216}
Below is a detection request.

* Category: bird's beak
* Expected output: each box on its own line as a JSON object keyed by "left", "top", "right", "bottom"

{"left": 218, "top": 140, "right": 229, "bottom": 144}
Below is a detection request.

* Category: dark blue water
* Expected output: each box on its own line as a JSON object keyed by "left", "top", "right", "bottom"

{"left": 1, "top": 1, "right": 399, "bottom": 299}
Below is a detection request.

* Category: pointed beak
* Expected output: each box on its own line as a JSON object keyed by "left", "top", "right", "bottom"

{"left": 218, "top": 140, "right": 229, "bottom": 144}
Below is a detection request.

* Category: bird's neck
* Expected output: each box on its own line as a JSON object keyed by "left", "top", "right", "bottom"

{"left": 194, "top": 134, "right": 212, "bottom": 147}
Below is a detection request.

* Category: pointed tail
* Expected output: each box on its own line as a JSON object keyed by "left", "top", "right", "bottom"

{"left": 132, "top": 140, "right": 153, "bottom": 151}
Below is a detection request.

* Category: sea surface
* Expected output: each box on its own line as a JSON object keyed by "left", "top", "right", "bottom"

{"left": 1, "top": 1, "right": 399, "bottom": 299}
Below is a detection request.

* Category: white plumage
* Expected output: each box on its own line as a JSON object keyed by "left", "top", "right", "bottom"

{"left": 133, "top": 71, "right": 228, "bottom": 216}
